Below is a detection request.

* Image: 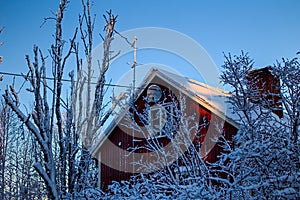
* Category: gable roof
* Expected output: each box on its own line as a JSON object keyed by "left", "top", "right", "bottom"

{"left": 91, "top": 68, "right": 238, "bottom": 155}
{"left": 145, "top": 68, "right": 238, "bottom": 125}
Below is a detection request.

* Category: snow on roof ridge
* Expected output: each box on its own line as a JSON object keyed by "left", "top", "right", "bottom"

{"left": 150, "top": 67, "right": 231, "bottom": 97}
{"left": 186, "top": 78, "right": 231, "bottom": 96}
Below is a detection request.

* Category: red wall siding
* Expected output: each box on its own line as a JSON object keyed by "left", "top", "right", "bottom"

{"left": 100, "top": 125, "right": 134, "bottom": 190}
{"left": 99, "top": 77, "right": 237, "bottom": 190}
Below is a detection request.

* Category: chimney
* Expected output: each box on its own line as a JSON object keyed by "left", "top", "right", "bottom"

{"left": 246, "top": 66, "right": 283, "bottom": 118}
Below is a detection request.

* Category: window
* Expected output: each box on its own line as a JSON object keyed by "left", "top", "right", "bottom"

{"left": 147, "top": 102, "right": 178, "bottom": 139}
{"left": 147, "top": 84, "right": 162, "bottom": 103}
{"left": 148, "top": 104, "right": 167, "bottom": 136}
{"left": 145, "top": 84, "right": 179, "bottom": 139}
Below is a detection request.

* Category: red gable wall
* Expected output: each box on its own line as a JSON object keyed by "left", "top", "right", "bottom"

{"left": 99, "top": 76, "right": 237, "bottom": 190}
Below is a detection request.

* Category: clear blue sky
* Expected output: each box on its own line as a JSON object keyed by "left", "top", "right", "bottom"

{"left": 0, "top": 0, "right": 300, "bottom": 92}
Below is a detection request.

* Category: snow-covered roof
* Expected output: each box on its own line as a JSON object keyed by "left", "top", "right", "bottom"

{"left": 141, "top": 68, "right": 239, "bottom": 127}
{"left": 91, "top": 68, "right": 239, "bottom": 155}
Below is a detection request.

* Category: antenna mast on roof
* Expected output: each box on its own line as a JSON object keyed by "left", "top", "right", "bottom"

{"left": 129, "top": 36, "right": 137, "bottom": 101}
{"left": 128, "top": 36, "right": 137, "bottom": 174}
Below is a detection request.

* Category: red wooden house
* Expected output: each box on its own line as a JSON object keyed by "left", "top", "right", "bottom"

{"left": 91, "top": 67, "right": 281, "bottom": 190}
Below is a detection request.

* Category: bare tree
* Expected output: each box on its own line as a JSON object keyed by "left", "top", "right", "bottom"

{"left": 0, "top": 102, "right": 10, "bottom": 198}
{"left": 2, "top": 0, "right": 121, "bottom": 198}
{"left": 0, "top": 101, "right": 46, "bottom": 199}
{"left": 0, "top": 26, "right": 3, "bottom": 71}
{"left": 273, "top": 57, "right": 300, "bottom": 143}
{"left": 75, "top": 7, "right": 120, "bottom": 149}
{"left": 211, "top": 52, "right": 300, "bottom": 199}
